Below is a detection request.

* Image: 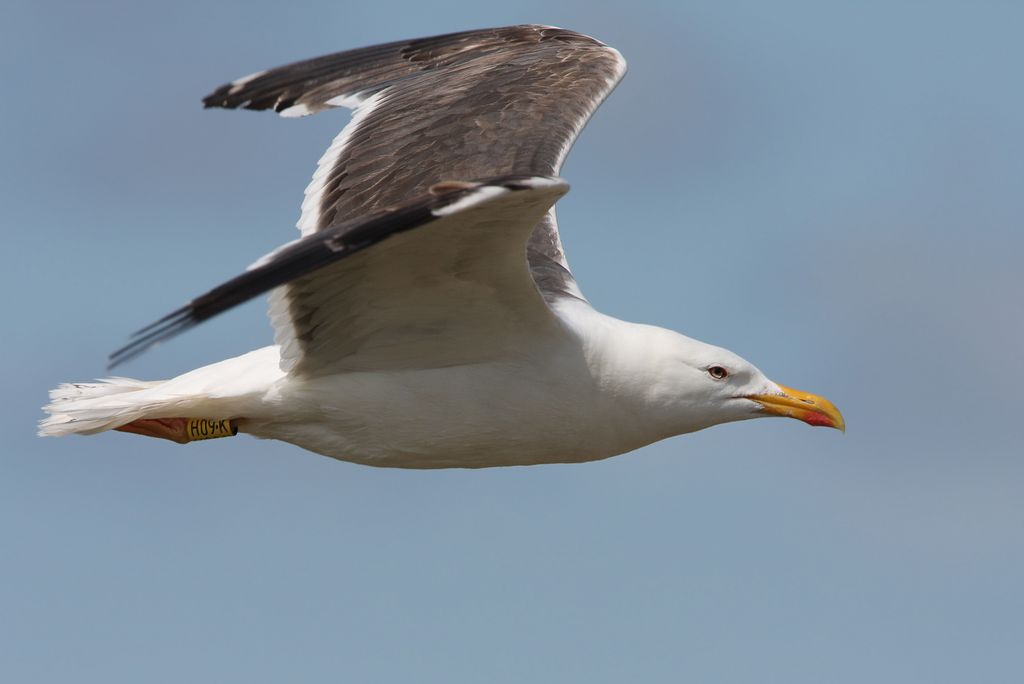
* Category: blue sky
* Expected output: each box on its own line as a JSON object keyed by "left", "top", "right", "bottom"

{"left": 4, "top": 1, "right": 1023, "bottom": 681}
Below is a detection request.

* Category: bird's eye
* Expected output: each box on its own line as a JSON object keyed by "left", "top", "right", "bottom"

{"left": 708, "top": 365, "right": 729, "bottom": 380}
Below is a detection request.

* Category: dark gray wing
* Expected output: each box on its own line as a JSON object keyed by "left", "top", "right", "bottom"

{"left": 203, "top": 24, "right": 626, "bottom": 300}
{"left": 110, "top": 177, "right": 571, "bottom": 374}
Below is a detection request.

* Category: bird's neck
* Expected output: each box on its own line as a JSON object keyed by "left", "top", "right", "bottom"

{"left": 553, "top": 300, "right": 704, "bottom": 442}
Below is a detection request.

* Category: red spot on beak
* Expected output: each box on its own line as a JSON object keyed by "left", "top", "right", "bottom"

{"left": 801, "top": 411, "right": 836, "bottom": 428}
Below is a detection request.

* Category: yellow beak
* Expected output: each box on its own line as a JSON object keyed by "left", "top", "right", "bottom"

{"left": 747, "top": 384, "right": 845, "bottom": 432}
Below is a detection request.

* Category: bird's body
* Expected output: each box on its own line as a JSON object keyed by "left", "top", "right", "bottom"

{"left": 79, "top": 300, "right": 762, "bottom": 468}
{"left": 40, "top": 25, "right": 843, "bottom": 467}
{"left": 207, "top": 314, "right": 647, "bottom": 468}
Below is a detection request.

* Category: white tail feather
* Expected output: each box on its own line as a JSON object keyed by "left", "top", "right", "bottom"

{"left": 38, "top": 346, "right": 284, "bottom": 438}
{"left": 39, "top": 378, "right": 166, "bottom": 436}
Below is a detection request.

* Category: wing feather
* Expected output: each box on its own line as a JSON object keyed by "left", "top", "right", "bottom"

{"left": 112, "top": 27, "right": 628, "bottom": 371}
{"left": 109, "top": 177, "right": 569, "bottom": 371}
{"left": 203, "top": 25, "right": 625, "bottom": 284}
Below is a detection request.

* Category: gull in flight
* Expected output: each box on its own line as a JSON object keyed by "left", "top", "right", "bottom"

{"left": 39, "top": 25, "right": 843, "bottom": 468}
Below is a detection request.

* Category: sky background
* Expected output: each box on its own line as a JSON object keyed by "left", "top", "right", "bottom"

{"left": 3, "top": 0, "right": 1023, "bottom": 681}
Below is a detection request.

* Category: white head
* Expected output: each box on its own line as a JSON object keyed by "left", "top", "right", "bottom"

{"left": 603, "top": 323, "right": 844, "bottom": 439}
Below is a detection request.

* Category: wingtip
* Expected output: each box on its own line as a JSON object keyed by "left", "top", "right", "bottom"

{"left": 108, "top": 307, "right": 197, "bottom": 370}
{"left": 201, "top": 86, "right": 233, "bottom": 110}
{"left": 129, "top": 305, "right": 191, "bottom": 339}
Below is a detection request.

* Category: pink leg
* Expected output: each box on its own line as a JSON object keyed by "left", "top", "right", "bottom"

{"left": 115, "top": 418, "right": 192, "bottom": 444}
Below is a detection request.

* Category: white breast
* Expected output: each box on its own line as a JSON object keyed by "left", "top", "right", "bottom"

{"left": 243, "top": 305, "right": 661, "bottom": 468}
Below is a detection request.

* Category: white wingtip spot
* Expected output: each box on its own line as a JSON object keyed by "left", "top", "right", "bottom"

{"left": 279, "top": 102, "right": 314, "bottom": 118}
{"left": 324, "top": 91, "right": 370, "bottom": 109}
{"left": 227, "top": 69, "right": 267, "bottom": 95}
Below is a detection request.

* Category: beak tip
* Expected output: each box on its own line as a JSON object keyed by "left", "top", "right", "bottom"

{"left": 752, "top": 383, "right": 845, "bottom": 434}
{"left": 826, "top": 407, "right": 846, "bottom": 434}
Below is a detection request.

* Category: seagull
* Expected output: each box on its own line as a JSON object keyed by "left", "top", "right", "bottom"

{"left": 39, "top": 25, "right": 843, "bottom": 468}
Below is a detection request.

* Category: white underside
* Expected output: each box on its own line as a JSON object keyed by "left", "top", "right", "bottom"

{"left": 243, "top": 320, "right": 657, "bottom": 468}
{"left": 39, "top": 301, "right": 700, "bottom": 468}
